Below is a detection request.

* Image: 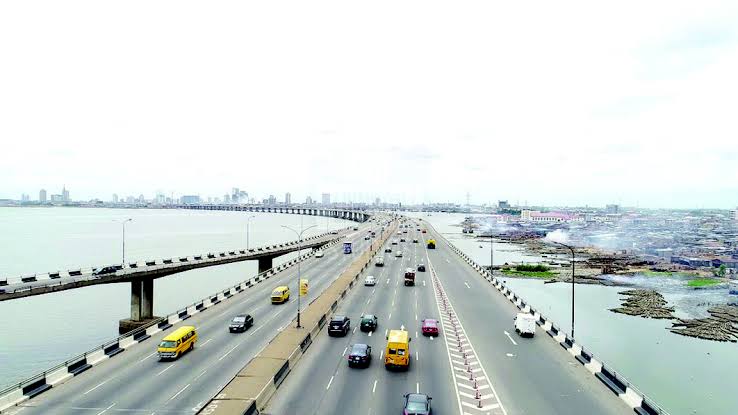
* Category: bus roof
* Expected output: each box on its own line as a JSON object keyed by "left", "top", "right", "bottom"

{"left": 163, "top": 325, "right": 195, "bottom": 341}
{"left": 387, "top": 329, "right": 409, "bottom": 343}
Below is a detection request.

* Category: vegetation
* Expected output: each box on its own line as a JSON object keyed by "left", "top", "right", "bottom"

{"left": 643, "top": 270, "right": 699, "bottom": 278}
{"left": 716, "top": 264, "right": 727, "bottom": 278}
{"left": 502, "top": 264, "right": 555, "bottom": 279}
{"left": 687, "top": 278, "right": 722, "bottom": 287}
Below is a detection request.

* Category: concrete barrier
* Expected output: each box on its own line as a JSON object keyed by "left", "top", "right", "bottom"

{"left": 419, "top": 219, "right": 669, "bottom": 415}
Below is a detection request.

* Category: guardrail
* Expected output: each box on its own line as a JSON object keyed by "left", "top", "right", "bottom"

{"left": 425, "top": 221, "right": 669, "bottom": 415}
{"left": 195, "top": 222, "right": 398, "bottom": 415}
{"left": 0, "top": 235, "right": 345, "bottom": 413}
{"left": 0, "top": 231, "right": 339, "bottom": 293}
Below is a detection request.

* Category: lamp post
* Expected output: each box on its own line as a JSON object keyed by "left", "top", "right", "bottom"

{"left": 281, "top": 223, "right": 317, "bottom": 328}
{"left": 115, "top": 218, "right": 133, "bottom": 266}
{"left": 553, "top": 241, "right": 576, "bottom": 340}
{"left": 246, "top": 215, "right": 256, "bottom": 250}
{"left": 489, "top": 232, "right": 494, "bottom": 277}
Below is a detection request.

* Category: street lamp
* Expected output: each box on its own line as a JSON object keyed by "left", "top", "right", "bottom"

{"left": 246, "top": 215, "right": 256, "bottom": 250}
{"left": 115, "top": 218, "right": 133, "bottom": 266}
{"left": 553, "top": 241, "right": 576, "bottom": 340}
{"left": 281, "top": 223, "right": 317, "bottom": 328}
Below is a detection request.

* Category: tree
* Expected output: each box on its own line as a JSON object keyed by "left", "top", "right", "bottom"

{"left": 716, "top": 264, "right": 727, "bottom": 278}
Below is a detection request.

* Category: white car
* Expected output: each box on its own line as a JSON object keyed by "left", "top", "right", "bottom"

{"left": 514, "top": 313, "right": 536, "bottom": 337}
{"left": 364, "top": 275, "right": 377, "bottom": 286}
{"left": 395, "top": 251, "right": 403, "bottom": 257}
{"left": 315, "top": 250, "right": 324, "bottom": 258}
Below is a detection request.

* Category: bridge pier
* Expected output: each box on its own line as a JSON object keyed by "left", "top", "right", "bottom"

{"left": 119, "top": 278, "right": 158, "bottom": 334}
{"left": 258, "top": 257, "right": 273, "bottom": 274}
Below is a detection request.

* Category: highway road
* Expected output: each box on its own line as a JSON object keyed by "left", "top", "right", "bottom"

{"left": 3, "top": 221, "right": 384, "bottom": 415}
{"left": 265, "top": 222, "right": 630, "bottom": 415}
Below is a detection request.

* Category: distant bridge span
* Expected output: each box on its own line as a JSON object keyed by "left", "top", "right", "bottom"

{"left": 172, "top": 204, "right": 371, "bottom": 222}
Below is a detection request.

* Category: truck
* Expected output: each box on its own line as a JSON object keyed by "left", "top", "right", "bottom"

{"left": 427, "top": 239, "right": 436, "bottom": 249}
{"left": 343, "top": 241, "right": 353, "bottom": 254}
{"left": 404, "top": 268, "right": 415, "bottom": 286}
{"left": 514, "top": 313, "right": 536, "bottom": 337}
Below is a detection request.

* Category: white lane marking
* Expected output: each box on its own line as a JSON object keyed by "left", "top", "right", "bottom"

{"left": 343, "top": 347, "right": 348, "bottom": 356}
{"left": 367, "top": 298, "right": 371, "bottom": 304}
{"left": 416, "top": 382, "right": 420, "bottom": 393}
{"left": 201, "top": 338, "right": 213, "bottom": 347}
{"left": 504, "top": 331, "right": 518, "bottom": 346}
{"left": 416, "top": 331, "right": 419, "bottom": 338}
{"left": 385, "top": 329, "right": 388, "bottom": 337}
{"left": 415, "top": 314, "right": 418, "bottom": 321}
{"left": 392, "top": 299, "right": 395, "bottom": 307}
{"left": 168, "top": 383, "right": 190, "bottom": 401}
{"left": 353, "top": 327, "right": 357, "bottom": 334}
{"left": 218, "top": 344, "right": 239, "bottom": 361}
{"left": 430, "top": 336, "right": 434, "bottom": 341}
{"left": 423, "top": 280, "right": 426, "bottom": 286}
{"left": 139, "top": 352, "right": 157, "bottom": 362}
{"left": 156, "top": 364, "right": 175, "bottom": 376}
{"left": 368, "top": 331, "right": 372, "bottom": 337}
{"left": 416, "top": 351, "right": 419, "bottom": 361}
{"left": 326, "top": 375, "right": 334, "bottom": 390}
{"left": 388, "top": 313, "right": 392, "bottom": 319}
{"left": 464, "top": 282, "right": 471, "bottom": 288}
{"left": 446, "top": 259, "right": 450, "bottom": 263}
{"left": 372, "top": 379, "right": 378, "bottom": 394}
{"left": 194, "top": 369, "right": 207, "bottom": 381}
{"left": 386, "top": 278, "right": 390, "bottom": 284}
{"left": 84, "top": 379, "right": 111, "bottom": 395}
{"left": 96, "top": 403, "right": 115, "bottom": 415}
{"left": 380, "top": 350, "right": 384, "bottom": 359}
{"left": 506, "top": 353, "right": 516, "bottom": 357}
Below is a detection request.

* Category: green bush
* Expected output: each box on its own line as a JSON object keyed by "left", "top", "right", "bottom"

{"left": 515, "top": 264, "right": 549, "bottom": 272}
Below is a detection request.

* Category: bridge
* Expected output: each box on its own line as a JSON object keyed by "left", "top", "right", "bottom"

{"left": 0, "top": 217, "right": 665, "bottom": 415}
{"left": 173, "top": 203, "right": 371, "bottom": 222}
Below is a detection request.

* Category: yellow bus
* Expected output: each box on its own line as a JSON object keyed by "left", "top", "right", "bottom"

{"left": 385, "top": 329, "right": 411, "bottom": 370}
{"left": 271, "top": 286, "right": 290, "bottom": 304}
{"left": 158, "top": 326, "right": 197, "bottom": 361}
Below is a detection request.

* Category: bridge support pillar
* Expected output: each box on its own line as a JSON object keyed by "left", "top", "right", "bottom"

{"left": 119, "top": 278, "right": 157, "bottom": 334}
{"left": 258, "top": 257, "right": 273, "bottom": 274}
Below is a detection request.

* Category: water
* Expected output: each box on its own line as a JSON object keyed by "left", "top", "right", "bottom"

{"left": 409, "top": 212, "right": 738, "bottom": 415}
{"left": 0, "top": 207, "right": 351, "bottom": 389}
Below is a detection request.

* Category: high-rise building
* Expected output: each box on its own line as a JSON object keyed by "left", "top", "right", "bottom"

{"left": 21, "top": 194, "right": 30, "bottom": 202}
{"left": 306, "top": 196, "right": 313, "bottom": 204}
{"left": 322, "top": 193, "right": 331, "bottom": 206}
{"left": 285, "top": 192, "right": 291, "bottom": 205}
{"left": 50, "top": 194, "right": 62, "bottom": 202}
{"left": 112, "top": 193, "right": 119, "bottom": 203}
{"left": 224, "top": 194, "right": 231, "bottom": 203}
{"left": 498, "top": 200, "right": 510, "bottom": 209}
{"left": 606, "top": 204, "right": 620, "bottom": 214}
{"left": 268, "top": 195, "right": 277, "bottom": 205}
{"left": 39, "top": 189, "right": 47, "bottom": 202}
{"left": 375, "top": 197, "right": 381, "bottom": 206}
{"left": 62, "top": 185, "right": 70, "bottom": 202}
{"left": 181, "top": 195, "right": 200, "bottom": 204}
{"left": 733, "top": 207, "right": 738, "bottom": 221}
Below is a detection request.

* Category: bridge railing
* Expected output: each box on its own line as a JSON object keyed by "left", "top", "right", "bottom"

{"left": 0, "top": 235, "right": 345, "bottom": 412}
{"left": 427, "top": 221, "right": 670, "bottom": 415}
{"left": 0, "top": 231, "right": 340, "bottom": 290}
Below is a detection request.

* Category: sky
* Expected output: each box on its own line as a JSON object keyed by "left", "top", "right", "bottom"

{"left": 1, "top": 1, "right": 737, "bottom": 208}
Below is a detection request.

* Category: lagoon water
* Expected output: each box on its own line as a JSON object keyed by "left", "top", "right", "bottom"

{"left": 409, "top": 212, "right": 738, "bottom": 415}
{"left": 0, "top": 207, "right": 351, "bottom": 390}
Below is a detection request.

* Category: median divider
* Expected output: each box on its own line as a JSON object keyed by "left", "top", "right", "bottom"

{"left": 197, "top": 221, "right": 397, "bottom": 415}
{"left": 421, "top": 220, "right": 669, "bottom": 415}
{"left": 0, "top": 232, "right": 346, "bottom": 414}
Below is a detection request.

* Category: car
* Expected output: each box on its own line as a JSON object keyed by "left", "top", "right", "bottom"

{"left": 413, "top": 239, "right": 418, "bottom": 243}
{"left": 395, "top": 250, "right": 403, "bottom": 257}
{"left": 391, "top": 239, "right": 398, "bottom": 245}
{"left": 328, "top": 315, "right": 350, "bottom": 336}
{"left": 364, "top": 275, "right": 377, "bottom": 286}
{"left": 417, "top": 264, "right": 426, "bottom": 272}
{"left": 360, "top": 314, "right": 378, "bottom": 331}
{"left": 385, "top": 247, "right": 392, "bottom": 253}
{"left": 92, "top": 265, "right": 119, "bottom": 276}
{"left": 375, "top": 257, "right": 384, "bottom": 267}
{"left": 229, "top": 314, "right": 254, "bottom": 333}
{"left": 422, "top": 230, "right": 427, "bottom": 233}
{"left": 365, "top": 235, "right": 370, "bottom": 240}
{"left": 331, "top": 230, "right": 339, "bottom": 234}
{"left": 403, "top": 230, "right": 408, "bottom": 233}
{"left": 403, "top": 393, "right": 432, "bottom": 415}
{"left": 347, "top": 343, "right": 372, "bottom": 368}
{"left": 314, "top": 250, "right": 324, "bottom": 258}
{"left": 400, "top": 238, "right": 406, "bottom": 242}
{"left": 421, "top": 319, "right": 439, "bottom": 336}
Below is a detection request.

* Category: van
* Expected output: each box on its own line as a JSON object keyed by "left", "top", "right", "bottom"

{"left": 514, "top": 313, "right": 536, "bottom": 337}
{"left": 158, "top": 326, "right": 197, "bottom": 360}
{"left": 385, "top": 329, "right": 411, "bottom": 371}
{"left": 271, "top": 286, "right": 290, "bottom": 304}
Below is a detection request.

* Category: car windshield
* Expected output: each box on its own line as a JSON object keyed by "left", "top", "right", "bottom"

{"left": 232, "top": 317, "right": 246, "bottom": 323}
{"left": 362, "top": 315, "right": 374, "bottom": 322}
{"left": 351, "top": 344, "right": 367, "bottom": 354}
{"left": 159, "top": 340, "right": 176, "bottom": 348}
{"left": 406, "top": 400, "right": 427, "bottom": 411}
{"left": 331, "top": 316, "right": 345, "bottom": 323}
{"left": 271, "top": 290, "right": 282, "bottom": 296}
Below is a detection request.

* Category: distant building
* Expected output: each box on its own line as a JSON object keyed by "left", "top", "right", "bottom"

{"left": 306, "top": 196, "right": 314, "bottom": 204}
{"left": 733, "top": 207, "right": 738, "bottom": 221}
{"left": 62, "top": 186, "right": 70, "bottom": 202}
{"left": 322, "top": 193, "right": 331, "bottom": 205}
{"left": 126, "top": 196, "right": 135, "bottom": 204}
{"left": 521, "top": 210, "right": 577, "bottom": 223}
{"left": 498, "top": 200, "right": 510, "bottom": 209}
{"left": 50, "top": 194, "right": 63, "bottom": 202}
{"left": 112, "top": 193, "right": 119, "bottom": 203}
{"left": 39, "top": 189, "right": 47, "bottom": 202}
{"left": 224, "top": 194, "right": 231, "bottom": 203}
{"left": 606, "top": 204, "right": 620, "bottom": 214}
{"left": 21, "top": 194, "right": 30, "bottom": 202}
{"left": 181, "top": 195, "right": 200, "bottom": 204}
{"left": 268, "top": 195, "right": 277, "bottom": 205}
{"left": 285, "top": 192, "right": 291, "bottom": 205}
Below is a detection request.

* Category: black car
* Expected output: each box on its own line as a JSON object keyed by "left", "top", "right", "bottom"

{"left": 360, "top": 314, "right": 378, "bottom": 332}
{"left": 417, "top": 264, "right": 426, "bottom": 272}
{"left": 328, "top": 315, "right": 350, "bottom": 336}
{"left": 400, "top": 238, "right": 406, "bottom": 242}
{"left": 347, "top": 343, "right": 372, "bottom": 368}
{"left": 403, "top": 393, "right": 432, "bottom": 414}
{"left": 92, "top": 265, "right": 119, "bottom": 276}
{"left": 385, "top": 247, "right": 392, "bottom": 253}
{"left": 229, "top": 314, "right": 254, "bottom": 332}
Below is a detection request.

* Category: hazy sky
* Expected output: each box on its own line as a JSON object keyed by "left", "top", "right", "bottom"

{"left": 2, "top": 1, "right": 737, "bottom": 208}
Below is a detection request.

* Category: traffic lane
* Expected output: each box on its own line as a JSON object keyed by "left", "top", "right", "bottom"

{"left": 15, "top": 234, "right": 364, "bottom": 414}
{"left": 265, "top": 235, "right": 402, "bottom": 414}
{"left": 427, "top": 245, "right": 628, "bottom": 415}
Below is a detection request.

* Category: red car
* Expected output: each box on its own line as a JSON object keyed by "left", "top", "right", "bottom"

{"left": 421, "top": 319, "right": 439, "bottom": 336}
